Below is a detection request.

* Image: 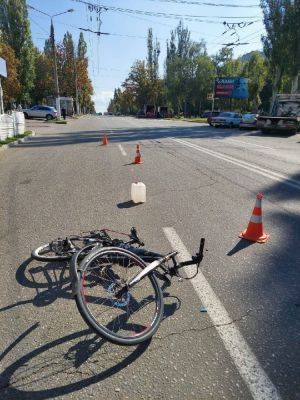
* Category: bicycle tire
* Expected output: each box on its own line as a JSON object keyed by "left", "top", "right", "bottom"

{"left": 75, "top": 247, "right": 164, "bottom": 345}
{"left": 31, "top": 236, "right": 84, "bottom": 262}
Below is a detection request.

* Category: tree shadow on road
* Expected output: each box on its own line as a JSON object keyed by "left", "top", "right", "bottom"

{"left": 15, "top": 125, "right": 268, "bottom": 148}
{"left": 234, "top": 171, "right": 300, "bottom": 399}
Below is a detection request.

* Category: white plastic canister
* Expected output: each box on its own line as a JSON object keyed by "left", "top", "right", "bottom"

{"left": 131, "top": 182, "right": 146, "bottom": 203}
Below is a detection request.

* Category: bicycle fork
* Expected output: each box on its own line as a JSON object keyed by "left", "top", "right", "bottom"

{"left": 115, "top": 251, "right": 178, "bottom": 298}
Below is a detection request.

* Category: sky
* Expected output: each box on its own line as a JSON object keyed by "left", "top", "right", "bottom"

{"left": 27, "top": 0, "right": 265, "bottom": 112}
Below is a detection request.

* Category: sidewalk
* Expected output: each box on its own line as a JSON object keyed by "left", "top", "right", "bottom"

{"left": 25, "top": 118, "right": 75, "bottom": 136}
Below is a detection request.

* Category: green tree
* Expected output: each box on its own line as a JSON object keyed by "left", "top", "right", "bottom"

{"left": 75, "top": 33, "right": 94, "bottom": 113}
{"left": 146, "top": 28, "right": 163, "bottom": 107}
{"left": 0, "top": 0, "right": 35, "bottom": 104}
{"left": 165, "top": 22, "right": 208, "bottom": 114}
{"left": 286, "top": 0, "right": 300, "bottom": 92}
{"left": 261, "top": 0, "right": 291, "bottom": 111}
{"left": 123, "top": 60, "right": 150, "bottom": 109}
{"left": 57, "top": 32, "right": 76, "bottom": 97}
{"left": 213, "top": 47, "right": 234, "bottom": 76}
{"left": 0, "top": 39, "right": 21, "bottom": 107}
{"left": 32, "top": 48, "right": 54, "bottom": 104}
{"left": 193, "top": 55, "right": 215, "bottom": 114}
{"left": 242, "top": 52, "right": 267, "bottom": 111}
{"left": 77, "top": 32, "right": 87, "bottom": 60}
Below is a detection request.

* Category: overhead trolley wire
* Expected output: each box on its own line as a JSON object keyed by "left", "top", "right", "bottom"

{"left": 137, "top": 0, "right": 260, "bottom": 8}
{"left": 70, "top": 0, "right": 260, "bottom": 23}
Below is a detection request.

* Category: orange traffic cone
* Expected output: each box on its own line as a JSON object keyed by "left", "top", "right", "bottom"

{"left": 101, "top": 135, "right": 108, "bottom": 146}
{"left": 239, "top": 193, "right": 269, "bottom": 243}
{"left": 134, "top": 144, "right": 143, "bottom": 164}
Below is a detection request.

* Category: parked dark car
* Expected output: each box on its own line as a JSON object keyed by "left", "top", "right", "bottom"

{"left": 206, "top": 111, "right": 221, "bottom": 126}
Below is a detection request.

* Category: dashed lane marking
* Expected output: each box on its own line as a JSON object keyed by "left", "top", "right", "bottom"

{"left": 118, "top": 144, "right": 127, "bottom": 156}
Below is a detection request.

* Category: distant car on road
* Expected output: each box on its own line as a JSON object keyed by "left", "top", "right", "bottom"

{"left": 239, "top": 113, "right": 258, "bottom": 129}
{"left": 211, "top": 112, "right": 242, "bottom": 128}
{"left": 206, "top": 111, "right": 220, "bottom": 126}
{"left": 23, "top": 105, "right": 57, "bottom": 120}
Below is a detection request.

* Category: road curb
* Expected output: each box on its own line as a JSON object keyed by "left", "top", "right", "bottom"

{"left": 0, "top": 130, "right": 36, "bottom": 152}
{"left": 165, "top": 118, "right": 209, "bottom": 125}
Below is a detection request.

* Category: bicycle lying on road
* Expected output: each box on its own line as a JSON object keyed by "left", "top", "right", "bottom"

{"left": 32, "top": 228, "right": 205, "bottom": 345}
{"left": 31, "top": 227, "right": 145, "bottom": 262}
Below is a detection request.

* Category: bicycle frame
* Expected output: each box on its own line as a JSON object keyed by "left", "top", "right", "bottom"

{"left": 115, "top": 238, "right": 205, "bottom": 298}
{"left": 70, "top": 228, "right": 205, "bottom": 297}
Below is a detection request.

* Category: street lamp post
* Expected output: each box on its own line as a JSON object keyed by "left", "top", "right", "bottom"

{"left": 28, "top": 6, "right": 74, "bottom": 118}
{"left": 49, "top": 9, "right": 74, "bottom": 118}
{"left": 50, "top": 18, "right": 61, "bottom": 117}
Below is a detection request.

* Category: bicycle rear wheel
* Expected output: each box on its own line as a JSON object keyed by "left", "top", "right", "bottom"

{"left": 31, "top": 237, "right": 85, "bottom": 262}
{"left": 75, "top": 247, "right": 164, "bottom": 345}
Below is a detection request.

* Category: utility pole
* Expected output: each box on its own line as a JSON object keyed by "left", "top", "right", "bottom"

{"left": 0, "top": 57, "right": 7, "bottom": 115}
{"left": 0, "top": 78, "right": 4, "bottom": 115}
{"left": 27, "top": 5, "right": 74, "bottom": 118}
{"left": 50, "top": 19, "right": 61, "bottom": 117}
{"left": 73, "top": 51, "right": 80, "bottom": 115}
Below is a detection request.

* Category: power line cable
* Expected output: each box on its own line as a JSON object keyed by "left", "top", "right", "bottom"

{"left": 52, "top": 19, "right": 226, "bottom": 44}
{"left": 70, "top": 0, "right": 260, "bottom": 22}
{"left": 238, "top": 29, "right": 264, "bottom": 42}
{"left": 30, "top": 17, "right": 50, "bottom": 35}
{"left": 136, "top": 0, "right": 260, "bottom": 8}
{"left": 28, "top": 2, "right": 262, "bottom": 56}
{"left": 30, "top": 8, "right": 253, "bottom": 48}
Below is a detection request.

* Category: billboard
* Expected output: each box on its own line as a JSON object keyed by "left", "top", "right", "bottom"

{"left": 0, "top": 57, "right": 7, "bottom": 78}
{"left": 215, "top": 77, "right": 248, "bottom": 99}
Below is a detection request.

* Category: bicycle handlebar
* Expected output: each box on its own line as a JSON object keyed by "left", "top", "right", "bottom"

{"left": 128, "top": 227, "right": 144, "bottom": 246}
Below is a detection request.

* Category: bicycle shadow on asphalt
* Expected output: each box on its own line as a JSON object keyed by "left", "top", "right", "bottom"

{"left": 11, "top": 257, "right": 73, "bottom": 309}
{"left": 0, "top": 323, "right": 150, "bottom": 400}
{"left": 0, "top": 258, "right": 71, "bottom": 313}
{"left": 2, "top": 257, "right": 181, "bottom": 324}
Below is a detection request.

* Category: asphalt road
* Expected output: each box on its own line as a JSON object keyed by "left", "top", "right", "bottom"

{"left": 0, "top": 116, "right": 299, "bottom": 400}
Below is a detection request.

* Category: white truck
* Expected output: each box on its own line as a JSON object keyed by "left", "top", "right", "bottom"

{"left": 257, "top": 94, "right": 300, "bottom": 134}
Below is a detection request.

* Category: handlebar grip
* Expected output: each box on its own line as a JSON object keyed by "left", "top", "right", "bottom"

{"left": 130, "top": 227, "right": 144, "bottom": 246}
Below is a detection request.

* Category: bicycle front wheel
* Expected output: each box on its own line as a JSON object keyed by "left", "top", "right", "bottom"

{"left": 75, "top": 247, "right": 164, "bottom": 345}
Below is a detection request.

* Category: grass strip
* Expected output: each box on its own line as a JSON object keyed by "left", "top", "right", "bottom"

{"left": 0, "top": 130, "right": 32, "bottom": 147}
{"left": 44, "top": 119, "right": 67, "bottom": 124}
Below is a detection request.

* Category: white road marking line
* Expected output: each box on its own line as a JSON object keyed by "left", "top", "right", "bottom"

{"left": 163, "top": 227, "right": 282, "bottom": 400}
{"left": 170, "top": 137, "right": 300, "bottom": 191}
{"left": 118, "top": 144, "right": 127, "bottom": 156}
{"left": 223, "top": 138, "right": 274, "bottom": 150}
